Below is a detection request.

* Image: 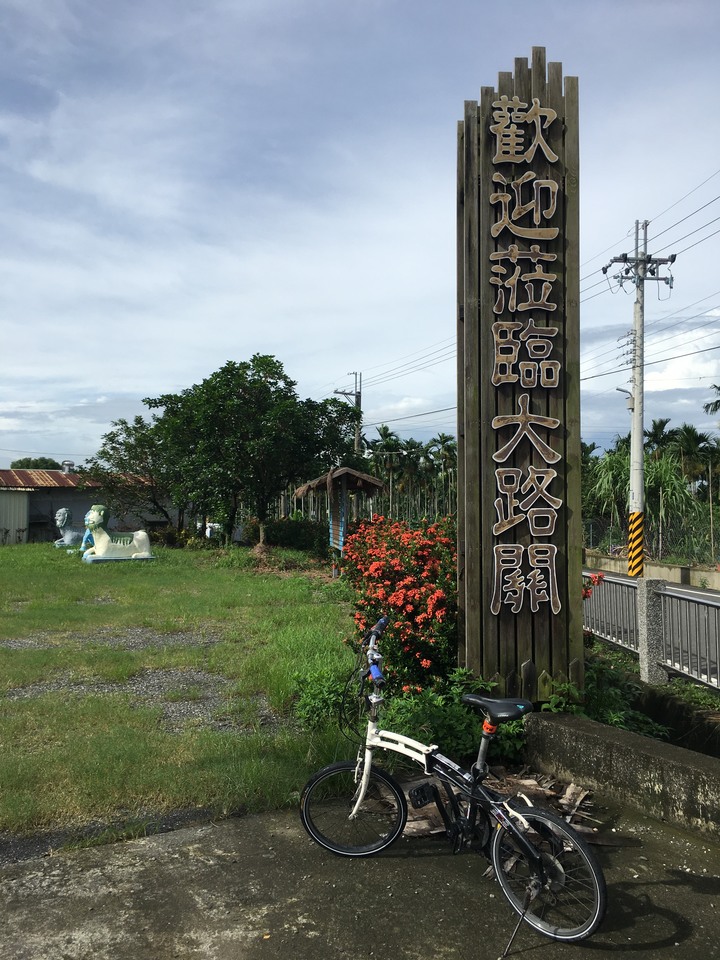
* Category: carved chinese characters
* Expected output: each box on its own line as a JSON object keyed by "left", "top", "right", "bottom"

{"left": 490, "top": 96, "right": 559, "bottom": 165}
{"left": 488, "top": 97, "right": 563, "bottom": 616}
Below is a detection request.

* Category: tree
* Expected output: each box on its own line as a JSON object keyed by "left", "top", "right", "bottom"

{"left": 644, "top": 418, "right": 677, "bottom": 459}
{"left": 703, "top": 384, "right": 720, "bottom": 417}
{"left": 10, "top": 457, "right": 62, "bottom": 469}
{"left": 609, "top": 431, "right": 631, "bottom": 455}
{"left": 84, "top": 355, "right": 358, "bottom": 542}
{"left": 428, "top": 432, "right": 457, "bottom": 472}
{"left": 670, "top": 423, "right": 712, "bottom": 489}
{"left": 82, "top": 416, "right": 189, "bottom": 529}
{"left": 395, "top": 438, "right": 427, "bottom": 519}
{"left": 367, "top": 425, "right": 402, "bottom": 517}
{"left": 145, "top": 355, "right": 358, "bottom": 542}
{"left": 427, "top": 433, "right": 457, "bottom": 516}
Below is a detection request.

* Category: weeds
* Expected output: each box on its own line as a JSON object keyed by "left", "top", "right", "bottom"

{"left": 542, "top": 642, "right": 670, "bottom": 740}
{"left": 0, "top": 545, "right": 352, "bottom": 837}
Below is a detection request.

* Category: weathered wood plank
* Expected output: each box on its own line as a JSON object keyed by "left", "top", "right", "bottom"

{"left": 543, "top": 59, "right": 565, "bottom": 682}
{"left": 563, "top": 74, "right": 584, "bottom": 687}
{"left": 456, "top": 120, "right": 467, "bottom": 666}
{"left": 478, "top": 84, "right": 499, "bottom": 681}
{"left": 463, "top": 99, "right": 482, "bottom": 675}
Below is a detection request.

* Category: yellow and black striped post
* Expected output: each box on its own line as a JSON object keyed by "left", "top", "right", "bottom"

{"left": 628, "top": 512, "right": 644, "bottom": 578}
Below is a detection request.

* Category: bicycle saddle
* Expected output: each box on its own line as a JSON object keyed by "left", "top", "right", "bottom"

{"left": 461, "top": 694, "right": 534, "bottom": 723}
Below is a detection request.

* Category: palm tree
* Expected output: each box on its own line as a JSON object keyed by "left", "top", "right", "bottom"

{"left": 367, "top": 425, "right": 402, "bottom": 517}
{"left": 427, "top": 432, "right": 458, "bottom": 515}
{"left": 670, "top": 423, "right": 712, "bottom": 489}
{"left": 610, "top": 432, "right": 631, "bottom": 455}
{"left": 644, "top": 418, "right": 678, "bottom": 459}
{"left": 396, "top": 438, "right": 427, "bottom": 520}
{"left": 703, "top": 384, "right": 720, "bottom": 417}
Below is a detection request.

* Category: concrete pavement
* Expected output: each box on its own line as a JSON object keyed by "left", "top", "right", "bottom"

{"left": 2, "top": 796, "right": 720, "bottom": 960}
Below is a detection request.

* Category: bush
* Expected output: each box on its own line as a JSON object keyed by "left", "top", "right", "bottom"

{"left": 543, "top": 646, "right": 670, "bottom": 740}
{"left": 291, "top": 666, "right": 352, "bottom": 730}
{"left": 341, "top": 516, "right": 457, "bottom": 688}
{"left": 241, "top": 518, "right": 330, "bottom": 557}
{"left": 381, "top": 669, "right": 527, "bottom": 766}
{"left": 383, "top": 689, "right": 482, "bottom": 762}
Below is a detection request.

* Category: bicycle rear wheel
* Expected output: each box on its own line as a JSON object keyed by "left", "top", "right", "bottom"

{"left": 300, "top": 760, "right": 408, "bottom": 857}
{"left": 491, "top": 806, "right": 606, "bottom": 942}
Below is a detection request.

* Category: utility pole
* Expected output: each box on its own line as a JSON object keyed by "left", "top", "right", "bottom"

{"left": 603, "top": 221, "right": 676, "bottom": 577}
{"left": 334, "top": 372, "right": 362, "bottom": 454}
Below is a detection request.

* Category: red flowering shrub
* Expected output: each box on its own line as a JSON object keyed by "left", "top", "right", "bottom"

{"left": 341, "top": 515, "right": 457, "bottom": 688}
{"left": 582, "top": 571, "right": 605, "bottom": 600}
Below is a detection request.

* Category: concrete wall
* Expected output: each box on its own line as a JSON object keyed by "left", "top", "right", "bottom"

{"left": 525, "top": 712, "right": 720, "bottom": 837}
{"left": 585, "top": 549, "right": 720, "bottom": 590}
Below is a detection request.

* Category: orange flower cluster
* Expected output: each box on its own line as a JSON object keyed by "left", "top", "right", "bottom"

{"left": 582, "top": 571, "right": 605, "bottom": 600}
{"left": 342, "top": 515, "right": 457, "bottom": 687}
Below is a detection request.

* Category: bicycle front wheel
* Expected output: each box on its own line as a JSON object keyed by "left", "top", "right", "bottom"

{"left": 491, "top": 806, "right": 606, "bottom": 942}
{"left": 300, "top": 760, "right": 408, "bottom": 857}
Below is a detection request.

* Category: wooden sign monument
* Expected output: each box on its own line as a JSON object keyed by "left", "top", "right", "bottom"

{"left": 456, "top": 48, "right": 582, "bottom": 699}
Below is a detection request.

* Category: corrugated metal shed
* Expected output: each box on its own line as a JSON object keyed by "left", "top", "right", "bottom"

{"left": 0, "top": 469, "right": 97, "bottom": 490}
{"left": 0, "top": 469, "right": 100, "bottom": 544}
{"left": 0, "top": 491, "right": 29, "bottom": 544}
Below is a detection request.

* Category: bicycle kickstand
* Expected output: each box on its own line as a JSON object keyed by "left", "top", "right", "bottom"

{"left": 499, "top": 878, "right": 541, "bottom": 959}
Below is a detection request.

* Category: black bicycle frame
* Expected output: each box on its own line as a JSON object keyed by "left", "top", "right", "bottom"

{"left": 426, "top": 751, "right": 547, "bottom": 878}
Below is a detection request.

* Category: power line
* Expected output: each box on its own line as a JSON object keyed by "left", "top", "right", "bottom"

{"left": 673, "top": 224, "right": 720, "bottom": 258}
{"left": 580, "top": 291, "right": 720, "bottom": 375}
{"left": 581, "top": 341, "right": 720, "bottom": 382}
{"left": 648, "top": 165, "right": 720, "bottom": 223}
{"left": 578, "top": 165, "right": 720, "bottom": 269}
{"left": 648, "top": 194, "right": 720, "bottom": 244}
{"left": 363, "top": 405, "right": 455, "bottom": 428}
{"left": 652, "top": 214, "right": 720, "bottom": 256}
{"left": 362, "top": 346, "right": 455, "bottom": 388}
{"left": 0, "top": 446, "right": 92, "bottom": 458}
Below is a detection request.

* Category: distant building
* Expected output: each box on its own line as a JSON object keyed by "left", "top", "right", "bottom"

{"left": 0, "top": 462, "right": 101, "bottom": 544}
{"left": 0, "top": 462, "right": 179, "bottom": 544}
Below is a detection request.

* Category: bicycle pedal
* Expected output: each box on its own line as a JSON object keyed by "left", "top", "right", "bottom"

{"left": 408, "top": 782, "right": 436, "bottom": 809}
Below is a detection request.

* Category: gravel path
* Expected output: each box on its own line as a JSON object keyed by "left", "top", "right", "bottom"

{"left": 0, "top": 627, "right": 282, "bottom": 865}
{"left": 1, "top": 628, "right": 279, "bottom": 735}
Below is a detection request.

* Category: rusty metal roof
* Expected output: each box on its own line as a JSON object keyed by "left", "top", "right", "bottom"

{"left": 0, "top": 469, "right": 99, "bottom": 491}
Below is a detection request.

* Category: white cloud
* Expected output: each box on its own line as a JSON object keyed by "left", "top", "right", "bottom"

{"left": 2, "top": 0, "right": 720, "bottom": 464}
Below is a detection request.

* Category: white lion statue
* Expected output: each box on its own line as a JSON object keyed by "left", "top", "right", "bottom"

{"left": 81, "top": 505, "right": 153, "bottom": 562}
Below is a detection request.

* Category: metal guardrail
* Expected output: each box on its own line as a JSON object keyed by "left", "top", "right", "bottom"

{"left": 582, "top": 573, "right": 637, "bottom": 652}
{"left": 661, "top": 590, "right": 720, "bottom": 688}
{"left": 583, "top": 571, "right": 720, "bottom": 689}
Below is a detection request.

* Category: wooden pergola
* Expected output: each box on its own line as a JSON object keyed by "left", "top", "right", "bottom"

{"left": 294, "top": 467, "right": 384, "bottom": 556}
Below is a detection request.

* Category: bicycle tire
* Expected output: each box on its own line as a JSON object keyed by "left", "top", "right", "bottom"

{"left": 300, "top": 760, "right": 408, "bottom": 857}
{"left": 490, "top": 805, "right": 606, "bottom": 942}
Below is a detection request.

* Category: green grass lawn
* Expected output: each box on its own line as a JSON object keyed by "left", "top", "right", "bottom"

{"left": 0, "top": 544, "right": 355, "bottom": 839}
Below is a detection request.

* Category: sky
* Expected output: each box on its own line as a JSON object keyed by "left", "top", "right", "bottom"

{"left": 2, "top": 0, "right": 720, "bottom": 469}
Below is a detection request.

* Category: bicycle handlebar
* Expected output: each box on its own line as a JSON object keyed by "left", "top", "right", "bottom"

{"left": 362, "top": 616, "right": 389, "bottom": 688}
